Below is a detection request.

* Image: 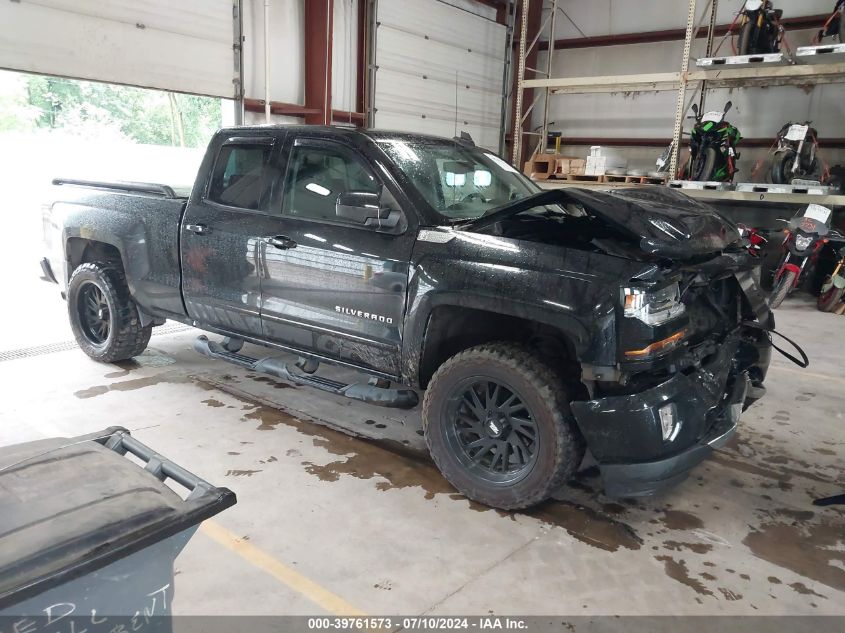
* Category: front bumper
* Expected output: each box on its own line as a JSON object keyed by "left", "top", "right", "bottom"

{"left": 571, "top": 338, "right": 750, "bottom": 497}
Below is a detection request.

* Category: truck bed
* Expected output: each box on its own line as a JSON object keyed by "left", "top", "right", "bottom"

{"left": 43, "top": 179, "right": 188, "bottom": 319}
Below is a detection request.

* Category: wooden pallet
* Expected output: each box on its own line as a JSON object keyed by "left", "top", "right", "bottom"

{"left": 564, "top": 174, "right": 605, "bottom": 182}
{"left": 599, "top": 174, "right": 669, "bottom": 185}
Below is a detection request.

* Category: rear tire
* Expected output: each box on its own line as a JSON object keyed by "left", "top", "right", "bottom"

{"left": 422, "top": 342, "right": 584, "bottom": 510}
{"left": 817, "top": 278, "right": 845, "bottom": 312}
{"left": 692, "top": 147, "right": 717, "bottom": 181}
{"left": 771, "top": 150, "right": 797, "bottom": 184}
{"left": 769, "top": 270, "right": 797, "bottom": 309}
{"left": 67, "top": 262, "right": 152, "bottom": 362}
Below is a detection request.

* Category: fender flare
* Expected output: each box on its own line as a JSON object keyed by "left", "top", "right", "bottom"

{"left": 401, "top": 291, "right": 595, "bottom": 386}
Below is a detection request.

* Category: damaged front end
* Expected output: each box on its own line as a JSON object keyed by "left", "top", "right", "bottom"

{"left": 571, "top": 256, "right": 773, "bottom": 498}
{"left": 461, "top": 185, "right": 776, "bottom": 497}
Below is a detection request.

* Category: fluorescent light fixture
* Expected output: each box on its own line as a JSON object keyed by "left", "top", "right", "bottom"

{"left": 445, "top": 172, "right": 466, "bottom": 187}
{"left": 333, "top": 243, "right": 354, "bottom": 252}
{"left": 474, "top": 170, "right": 492, "bottom": 187}
{"left": 304, "top": 233, "right": 326, "bottom": 242}
{"left": 306, "top": 182, "right": 331, "bottom": 197}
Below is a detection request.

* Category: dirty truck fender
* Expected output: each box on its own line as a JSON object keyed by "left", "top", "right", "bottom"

{"left": 399, "top": 244, "right": 623, "bottom": 385}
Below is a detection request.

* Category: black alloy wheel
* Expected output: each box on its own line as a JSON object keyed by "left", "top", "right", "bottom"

{"left": 77, "top": 281, "right": 112, "bottom": 345}
{"left": 444, "top": 378, "right": 539, "bottom": 484}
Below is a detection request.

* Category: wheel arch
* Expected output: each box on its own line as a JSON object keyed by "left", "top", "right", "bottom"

{"left": 412, "top": 302, "right": 587, "bottom": 390}
{"left": 66, "top": 237, "right": 124, "bottom": 280}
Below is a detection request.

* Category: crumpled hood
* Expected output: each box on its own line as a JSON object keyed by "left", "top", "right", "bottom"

{"left": 461, "top": 186, "right": 741, "bottom": 259}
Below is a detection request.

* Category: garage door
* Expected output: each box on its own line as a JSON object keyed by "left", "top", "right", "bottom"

{"left": 373, "top": 0, "right": 507, "bottom": 151}
{"left": 0, "top": 0, "right": 237, "bottom": 98}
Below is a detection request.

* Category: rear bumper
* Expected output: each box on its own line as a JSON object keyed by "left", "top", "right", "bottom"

{"left": 571, "top": 338, "right": 750, "bottom": 497}
{"left": 40, "top": 257, "right": 58, "bottom": 284}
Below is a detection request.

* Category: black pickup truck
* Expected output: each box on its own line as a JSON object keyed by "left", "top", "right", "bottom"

{"left": 42, "top": 125, "right": 773, "bottom": 510}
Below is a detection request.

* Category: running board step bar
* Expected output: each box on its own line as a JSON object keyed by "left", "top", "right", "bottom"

{"left": 193, "top": 336, "right": 419, "bottom": 409}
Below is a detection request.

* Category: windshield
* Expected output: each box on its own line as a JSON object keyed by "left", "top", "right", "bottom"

{"left": 376, "top": 138, "right": 540, "bottom": 221}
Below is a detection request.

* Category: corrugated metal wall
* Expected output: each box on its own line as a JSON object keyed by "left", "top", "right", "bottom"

{"left": 533, "top": 0, "right": 845, "bottom": 173}
{"left": 0, "top": 0, "right": 237, "bottom": 98}
{"left": 373, "top": 0, "right": 507, "bottom": 150}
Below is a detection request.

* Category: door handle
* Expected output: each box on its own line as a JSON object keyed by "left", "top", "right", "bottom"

{"left": 266, "top": 235, "right": 297, "bottom": 249}
{"left": 186, "top": 223, "right": 211, "bottom": 235}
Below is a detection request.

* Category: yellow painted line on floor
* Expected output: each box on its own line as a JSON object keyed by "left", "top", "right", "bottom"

{"left": 200, "top": 520, "right": 367, "bottom": 616}
{"left": 769, "top": 364, "right": 845, "bottom": 385}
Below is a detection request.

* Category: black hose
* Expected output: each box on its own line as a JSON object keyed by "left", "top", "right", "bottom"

{"left": 742, "top": 321, "right": 809, "bottom": 368}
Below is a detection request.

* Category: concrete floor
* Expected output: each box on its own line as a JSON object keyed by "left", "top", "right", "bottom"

{"left": 1, "top": 199, "right": 843, "bottom": 616}
{"left": 1, "top": 278, "right": 843, "bottom": 617}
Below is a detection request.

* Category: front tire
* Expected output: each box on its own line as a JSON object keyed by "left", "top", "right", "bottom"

{"left": 769, "top": 269, "right": 797, "bottom": 309}
{"left": 67, "top": 262, "right": 152, "bottom": 362}
{"left": 771, "top": 150, "right": 796, "bottom": 184}
{"left": 422, "top": 343, "right": 584, "bottom": 510}
{"left": 692, "top": 147, "right": 717, "bottom": 181}
{"left": 738, "top": 21, "right": 755, "bottom": 55}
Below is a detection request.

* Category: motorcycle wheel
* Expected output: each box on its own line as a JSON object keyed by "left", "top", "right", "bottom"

{"left": 817, "top": 277, "right": 845, "bottom": 312}
{"left": 738, "top": 21, "right": 755, "bottom": 55}
{"left": 769, "top": 270, "right": 797, "bottom": 309}
{"left": 691, "top": 147, "right": 717, "bottom": 181}
{"left": 771, "top": 150, "right": 796, "bottom": 185}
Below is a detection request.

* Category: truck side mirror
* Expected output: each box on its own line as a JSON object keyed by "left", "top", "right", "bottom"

{"left": 336, "top": 190, "right": 401, "bottom": 229}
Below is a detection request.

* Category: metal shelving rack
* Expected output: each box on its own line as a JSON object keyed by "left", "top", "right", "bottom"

{"left": 510, "top": 0, "right": 845, "bottom": 205}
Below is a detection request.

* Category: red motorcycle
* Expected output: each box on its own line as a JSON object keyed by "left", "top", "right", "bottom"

{"left": 738, "top": 224, "right": 768, "bottom": 257}
{"left": 769, "top": 204, "right": 840, "bottom": 308}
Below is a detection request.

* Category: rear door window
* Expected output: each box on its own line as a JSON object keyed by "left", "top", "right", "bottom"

{"left": 208, "top": 144, "right": 276, "bottom": 211}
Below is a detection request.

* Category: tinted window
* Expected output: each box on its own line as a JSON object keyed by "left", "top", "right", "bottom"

{"left": 208, "top": 144, "right": 275, "bottom": 211}
{"left": 282, "top": 145, "right": 379, "bottom": 221}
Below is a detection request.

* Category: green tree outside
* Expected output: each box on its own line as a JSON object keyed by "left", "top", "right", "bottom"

{"left": 1, "top": 70, "right": 221, "bottom": 147}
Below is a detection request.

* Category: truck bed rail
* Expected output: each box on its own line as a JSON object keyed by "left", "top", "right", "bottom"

{"left": 52, "top": 178, "right": 181, "bottom": 199}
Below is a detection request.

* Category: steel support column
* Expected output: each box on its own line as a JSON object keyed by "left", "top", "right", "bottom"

{"left": 669, "top": 0, "right": 698, "bottom": 178}
{"left": 510, "top": 0, "right": 542, "bottom": 168}
{"left": 304, "top": 0, "right": 334, "bottom": 125}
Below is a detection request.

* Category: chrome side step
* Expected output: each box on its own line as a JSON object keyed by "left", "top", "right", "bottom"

{"left": 193, "top": 336, "right": 419, "bottom": 409}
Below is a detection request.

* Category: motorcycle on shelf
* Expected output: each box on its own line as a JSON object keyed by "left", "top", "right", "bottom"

{"left": 771, "top": 122, "right": 820, "bottom": 184}
{"left": 814, "top": 0, "right": 844, "bottom": 44}
{"left": 817, "top": 245, "right": 845, "bottom": 312}
{"left": 769, "top": 204, "right": 842, "bottom": 308}
{"left": 686, "top": 101, "right": 741, "bottom": 182}
{"left": 737, "top": 0, "right": 784, "bottom": 55}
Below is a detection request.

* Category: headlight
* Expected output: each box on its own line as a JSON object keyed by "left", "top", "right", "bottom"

{"left": 794, "top": 234, "right": 813, "bottom": 252}
{"left": 623, "top": 282, "right": 686, "bottom": 325}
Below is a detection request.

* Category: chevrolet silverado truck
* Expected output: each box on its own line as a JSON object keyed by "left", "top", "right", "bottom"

{"left": 41, "top": 126, "right": 773, "bottom": 510}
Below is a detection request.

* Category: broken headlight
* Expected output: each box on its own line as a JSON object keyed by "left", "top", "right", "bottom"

{"left": 623, "top": 282, "right": 685, "bottom": 326}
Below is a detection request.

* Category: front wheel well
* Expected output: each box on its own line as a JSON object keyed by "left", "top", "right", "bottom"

{"left": 418, "top": 305, "right": 583, "bottom": 391}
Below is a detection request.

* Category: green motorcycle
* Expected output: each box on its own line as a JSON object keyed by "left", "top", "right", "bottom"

{"left": 818, "top": 244, "right": 845, "bottom": 312}
{"left": 687, "top": 101, "right": 741, "bottom": 182}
